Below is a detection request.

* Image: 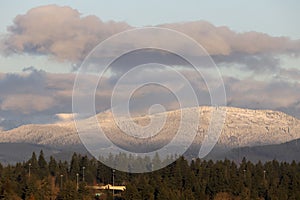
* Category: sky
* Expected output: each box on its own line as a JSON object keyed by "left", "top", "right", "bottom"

{"left": 0, "top": 0, "right": 299, "bottom": 73}
{"left": 1, "top": 1, "right": 299, "bottom": 36}
{"left": 0, "top": 1, "right": 299, "bottom": 129}
{"left": 0, "top": 0, "right": 300, "bottom": 72}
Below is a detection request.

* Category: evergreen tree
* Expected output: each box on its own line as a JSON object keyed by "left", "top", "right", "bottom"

{"left": 38, "top": 150, "right": 48, "bottom": 179}
{"left": 1, "top": 151, "right": 300, "bottom": 199}
{"left": 69, "top": 153, "right": 80, "bottom": 181}
{"left": 48, "top": 156, "right": 58, "bottom": 177}
{"left": 56, "top": 180, "right": 78, "bottom": 200}
{"left": 28, "top": 152, "right": 38, "bottom": 177}
{"left": 155, "top": 185, "right": 170, "bottom": 200}
{"left": 123, "top": 183, "right": 141, "bottom": 200}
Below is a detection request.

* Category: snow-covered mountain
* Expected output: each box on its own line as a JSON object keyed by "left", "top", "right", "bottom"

{"left": 0, "top": 107, "right": 299, "bottom": 149}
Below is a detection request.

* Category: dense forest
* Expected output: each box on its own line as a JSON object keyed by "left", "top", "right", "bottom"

{"left": 0, "top": 151, "right": 300, "bottom": 200}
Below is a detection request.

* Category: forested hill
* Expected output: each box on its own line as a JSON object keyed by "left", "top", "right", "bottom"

{"left": 0, "top": 151, "right": 300, "bottom": 199}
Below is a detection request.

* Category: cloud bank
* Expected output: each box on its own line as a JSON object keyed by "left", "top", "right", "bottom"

{"left": 3, "top": 5, "right": 131, "bottom": 62}
{"left": 2, "top": 5, "right": 299, "bottom": 64}
{"left": 0, "top": 69, "right": 300, "bottom": 123}
{"left": 161, "top": 21, "right": 300, "bottom": 55}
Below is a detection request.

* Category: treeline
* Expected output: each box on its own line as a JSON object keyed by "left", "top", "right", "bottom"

{"left": 0, "top": 151, "right": 300, "bottom": 200}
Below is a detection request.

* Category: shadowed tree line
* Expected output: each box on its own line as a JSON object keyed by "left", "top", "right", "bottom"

{"left": 0, "top": 151, "right": 300, "bottom": 199}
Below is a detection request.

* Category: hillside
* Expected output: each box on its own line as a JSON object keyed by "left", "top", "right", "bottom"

{"left": 0, "top": 106, "right": 298, "bottom": 149}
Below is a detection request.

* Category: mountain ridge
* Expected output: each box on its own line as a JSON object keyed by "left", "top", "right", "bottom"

{"left": 0, "top": 106, "right": 299, "bottom": 149}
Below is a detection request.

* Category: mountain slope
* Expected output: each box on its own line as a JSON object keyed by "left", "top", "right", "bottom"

{"left": 0, "top": 106, "right": 299, "bottom": 149}
{"left": 0, "top": 124, "right": 78, "bottom": 147}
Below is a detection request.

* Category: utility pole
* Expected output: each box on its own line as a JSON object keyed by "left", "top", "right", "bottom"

{"left": 82, "top": 166, "right": 85, "bottom": 182}
{"left": 112, "top": 169, "right": 115, "bottom": 199}
{"left": 263, "top": 170, "right": 266, "bottom": 180}
{"left": 60, "top": 174, "right": 63, "bottom": 189}
{"left": 237, "top": 130, "right": 240, "bottom": 165}
{"left": 151, "top": 163, "right": 154, "bottom": 172}
{"left": 76, "top": 173, "right": 79, "bottom": 190}
{"left": 294, "top": 119, "right": 297, "bottom": 146}
{"left": 28, "top": 163, "right": 31, "bottom": 178}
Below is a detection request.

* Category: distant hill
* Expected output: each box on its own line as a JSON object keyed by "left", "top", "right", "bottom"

{"left": 0, "top": 143, "right": 89, "bottom": 164}
{"left": 1, "top": 139, "right": 299, "bottom": 164}
{"left": 214, "top": 138, "right": 300, "bottom": 163}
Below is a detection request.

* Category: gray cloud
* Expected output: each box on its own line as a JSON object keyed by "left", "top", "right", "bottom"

{"left": 1, "top": 68, "right": 300, "bottom": 124}
{"left": 1, "top": 94, "right": 56, "bottom": 114}
{"left": 3, "top": 5, "right": 131, "bottom": 62}
{"left": 224, "top": 76, "right": 300, "bottom": 118}
{"left": 161, "top": 21, "right": 300, "bottom": 56}
{"left": 212, "top": 53, "right": 281, "bottom": 73}
{"left": 0, "top": 70, "right": 113, "bottom": 124}
{"left": 0, "top": 70, "right": 67, "bottom": 115}
{"left": 278, "top": 68, "right": 300, "bottom": 82}
{"left": 22, "top": 66, "right": 39, "bottom": 73}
